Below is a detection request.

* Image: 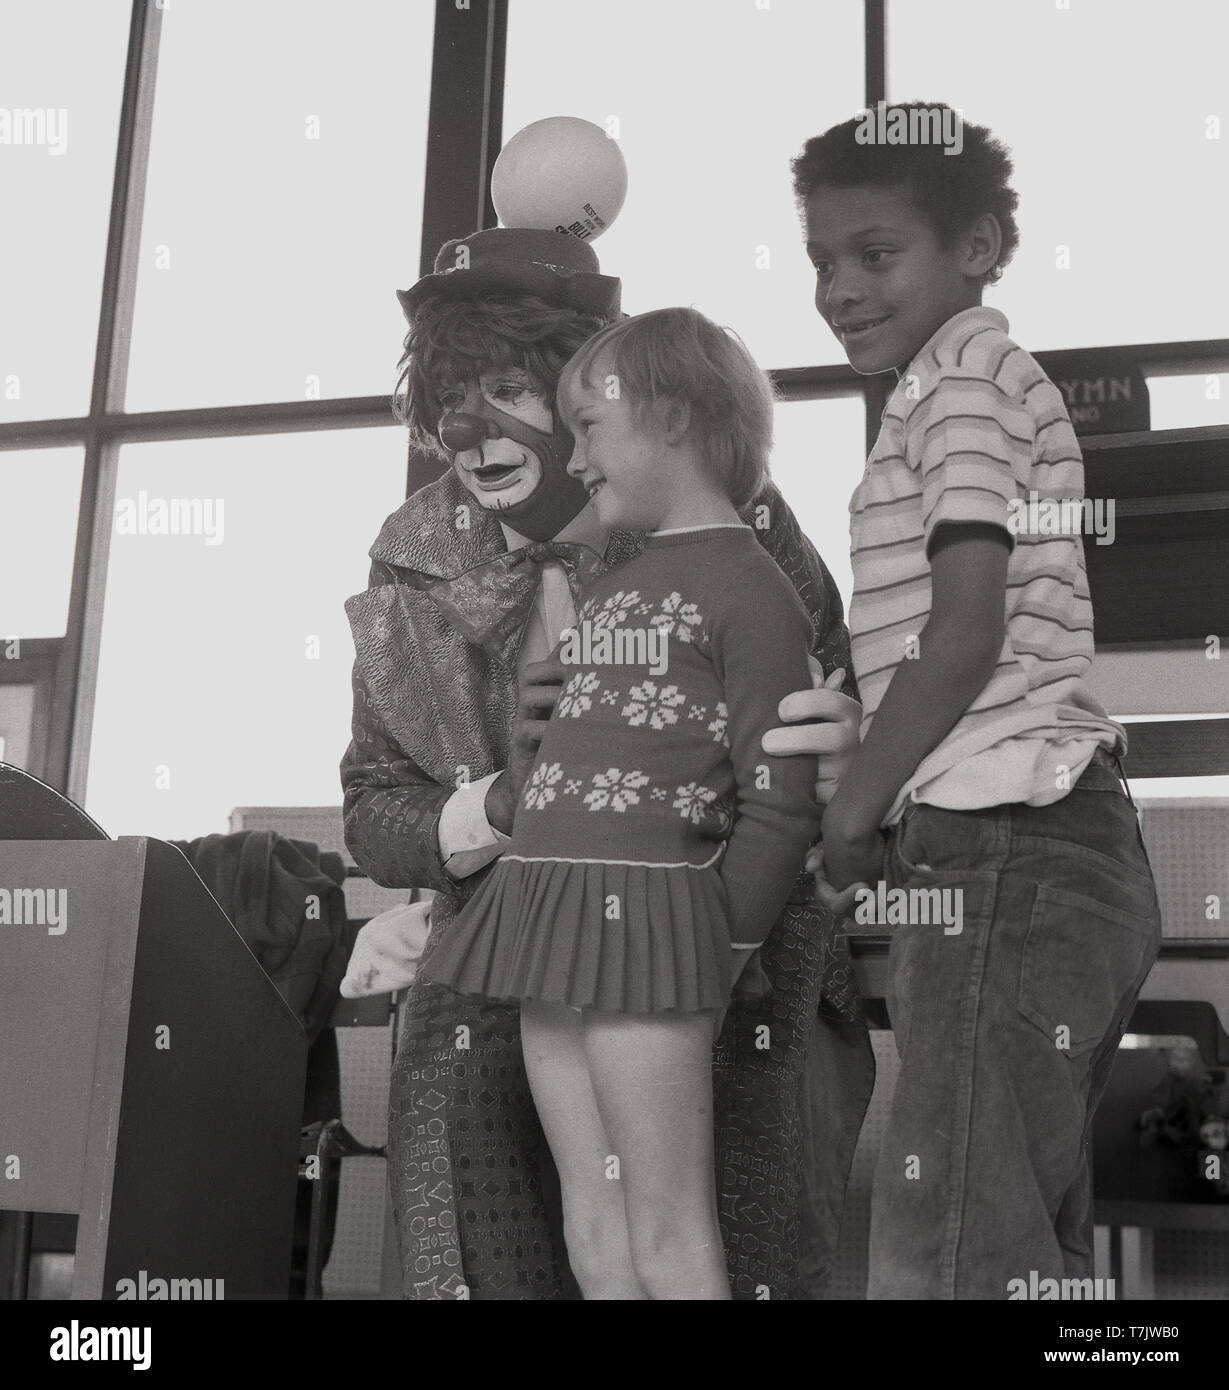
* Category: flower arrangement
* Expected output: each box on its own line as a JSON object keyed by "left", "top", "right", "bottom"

{"left": 1136, "top": 1043, "right": 1229, "bottom": 1200}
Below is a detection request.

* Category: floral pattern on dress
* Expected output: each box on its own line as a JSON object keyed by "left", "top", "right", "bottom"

{"left": 651, "top": 591, "right": 704, "bottom": 644}
{"left": 673, "top": 781, "right": 719, "bottom": 824}
{"left": 557, "top": 671, "right": 600, "bottom": 718}
{"left": 708, "top": 701, "right": 729, "bottom": 746}
{"left": 581, "top": 588, "right": 643, "bottom": 632}
{"left": 621, "top": 680, "right": 686, "bottom": 730}
{"left": 524, "top": 761, "right": 564, "bottom": 810}
{"left": 584, "top": 767, "right": 650, "bottom": 812}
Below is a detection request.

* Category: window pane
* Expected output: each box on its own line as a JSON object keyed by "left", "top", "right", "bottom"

{"left": 503, "top": 0, "right": 863, "bottom": 369}
{"left": 85, "top": 428, "right": 408, "bottom": 839}
{"left": 1146, "top": 374, "right": 1229, "bottom": 429}
{"left": 770, "top": 395, "right": 866, "bottom": 615}
{"left": 889, "top": 0, "right": 1229, "bottom": 350}
{"left": 0, "top": 449, "right": 84, "bottom": 637}
{"left": 0, "top": 1, "right": 130, "bottom": 422}
{"left": 1133, "top": 778, "right": 1229, "bottom": 798}
{"left": 126, "top": 0, "right": 434, "bottom": 412}
{"left": 0, "top": 685, "right": 37, "bottom": 771}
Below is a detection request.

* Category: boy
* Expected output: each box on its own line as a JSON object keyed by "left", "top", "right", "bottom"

{"left": 794, "top": 104, "right": 1162, "bottom": 1298}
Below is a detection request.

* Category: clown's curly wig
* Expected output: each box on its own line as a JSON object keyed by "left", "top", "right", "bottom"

{"left": 791, "top": 103, "right": 1020, "bottom": 285}
{"left": 393, "top": 294, "right": 611, "bottom": 458}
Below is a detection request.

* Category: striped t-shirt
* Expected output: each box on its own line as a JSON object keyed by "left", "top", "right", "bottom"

{"left": 848, "top": 305, "right": 1125, "bottom": 827}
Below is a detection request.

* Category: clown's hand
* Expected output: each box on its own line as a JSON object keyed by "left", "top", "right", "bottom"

{"left": 340, "top": 899, "right": 433, "bottom": 997}
{"left": 761, "top": 662, "right": 862, "bottom": 805}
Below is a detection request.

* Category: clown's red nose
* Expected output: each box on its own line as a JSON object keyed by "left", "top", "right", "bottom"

{"left": 438, "top": 412, "right": 501, "bottom": 453}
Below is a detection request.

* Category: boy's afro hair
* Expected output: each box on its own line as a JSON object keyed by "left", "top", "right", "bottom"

{"left": 791, "top": 102, "right": 1020, "bottom": 284}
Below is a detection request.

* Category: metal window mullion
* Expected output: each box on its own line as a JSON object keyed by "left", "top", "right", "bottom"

{"left": 417, "top": 0, "right": 507, "bottom": 275}
{"left": 863, "top": 0, "right": 888, "bottom": 456}
{"left": 3, "top": 322, "right": 1225, "bottom": 455}
{"left": 865, "top": 0, "right": 886, "bottom": 108}
{"left": 48, "top": 0, "right": 162, "bottom": 803}
{"left": 408, "top": 0, "right": 507, "bottom": 495}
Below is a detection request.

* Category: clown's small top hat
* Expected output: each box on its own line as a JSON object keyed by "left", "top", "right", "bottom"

{"left": 397, "top": 227, "right": 621, "bottom": 323}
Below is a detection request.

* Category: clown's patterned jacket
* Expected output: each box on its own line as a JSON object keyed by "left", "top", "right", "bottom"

{"left": 341, "top": 469, "right": 860, "bottom": 1300}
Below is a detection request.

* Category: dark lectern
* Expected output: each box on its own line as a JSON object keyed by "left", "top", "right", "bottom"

{"left": 0, "top": 830, "right": 308, "bottom": 1298}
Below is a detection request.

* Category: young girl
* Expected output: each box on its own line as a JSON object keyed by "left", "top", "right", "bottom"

{"left": 420, "top": 307, "right": 822, "bottom": 1299}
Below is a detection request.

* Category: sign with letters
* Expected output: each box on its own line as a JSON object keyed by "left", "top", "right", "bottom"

{"left": 1043, "top": 353, "right": 1151, "bottom": 436}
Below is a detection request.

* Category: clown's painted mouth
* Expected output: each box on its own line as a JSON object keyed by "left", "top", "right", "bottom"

{"left": 469, "top": 461, "right": 525, "bottom": 490}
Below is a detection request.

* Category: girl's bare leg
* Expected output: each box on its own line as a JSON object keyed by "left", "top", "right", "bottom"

{"left": 520, "top": 1000, "right": 645, "bottom": 1299}
{"left": 582, "top": 1010, "right": 730, "bottom": 1300}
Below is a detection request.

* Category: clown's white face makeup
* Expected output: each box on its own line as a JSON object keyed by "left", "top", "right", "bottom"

{"left": 440, "top": 368, "right": 550, "bottom": 513}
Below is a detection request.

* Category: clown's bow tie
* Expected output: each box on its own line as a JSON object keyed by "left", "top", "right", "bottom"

{"left": 424, "top": 541, "right": 605, "bottom": 651}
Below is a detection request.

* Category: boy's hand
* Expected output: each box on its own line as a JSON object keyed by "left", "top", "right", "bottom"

{"left": 817, "top": 802, "right": 888, "bottom": 895}
{"left": 760, "top": 663, "right": 862, "bottom": 804}
{"left": 806, "top": 842, "right": 871, "bottom": 917}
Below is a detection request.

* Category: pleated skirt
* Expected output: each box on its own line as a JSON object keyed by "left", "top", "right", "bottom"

{"left": 419, "top": 856, "right": 733, "bottom": 1013}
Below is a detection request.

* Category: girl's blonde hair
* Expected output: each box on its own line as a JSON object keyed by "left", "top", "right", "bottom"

{"left": 561, "top": 307, "right": 775, "bottom": 508}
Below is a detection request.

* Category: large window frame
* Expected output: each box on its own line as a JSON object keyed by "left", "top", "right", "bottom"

{"left": 3, "top": 0, "right": 1227, "bottom": 802}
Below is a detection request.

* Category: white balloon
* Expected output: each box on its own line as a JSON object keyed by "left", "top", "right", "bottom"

{"left": 491, "top": 116, "right": 628, "bottom": 242}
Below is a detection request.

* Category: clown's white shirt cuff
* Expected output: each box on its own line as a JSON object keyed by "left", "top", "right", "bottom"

{"left": 439, "top": 771, "right": 510, "bottom": 879}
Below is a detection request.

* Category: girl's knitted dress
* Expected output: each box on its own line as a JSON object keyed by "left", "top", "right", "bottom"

{"left": 421, "top": 525, "right": 822, "bottom": 1013}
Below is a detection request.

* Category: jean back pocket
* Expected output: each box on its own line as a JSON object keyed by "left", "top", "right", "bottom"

{"left": 1018, "top": 882, "right": 1161, "bottom": 1060}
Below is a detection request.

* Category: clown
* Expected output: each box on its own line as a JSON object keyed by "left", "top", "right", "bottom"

{"left": 341, "top": 227, "right": 871, "bottom": 1299}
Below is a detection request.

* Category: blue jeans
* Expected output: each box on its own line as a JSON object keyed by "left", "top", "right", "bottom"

{"left": 868, "top": 749, "right": 1162, "bottom": 1299}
